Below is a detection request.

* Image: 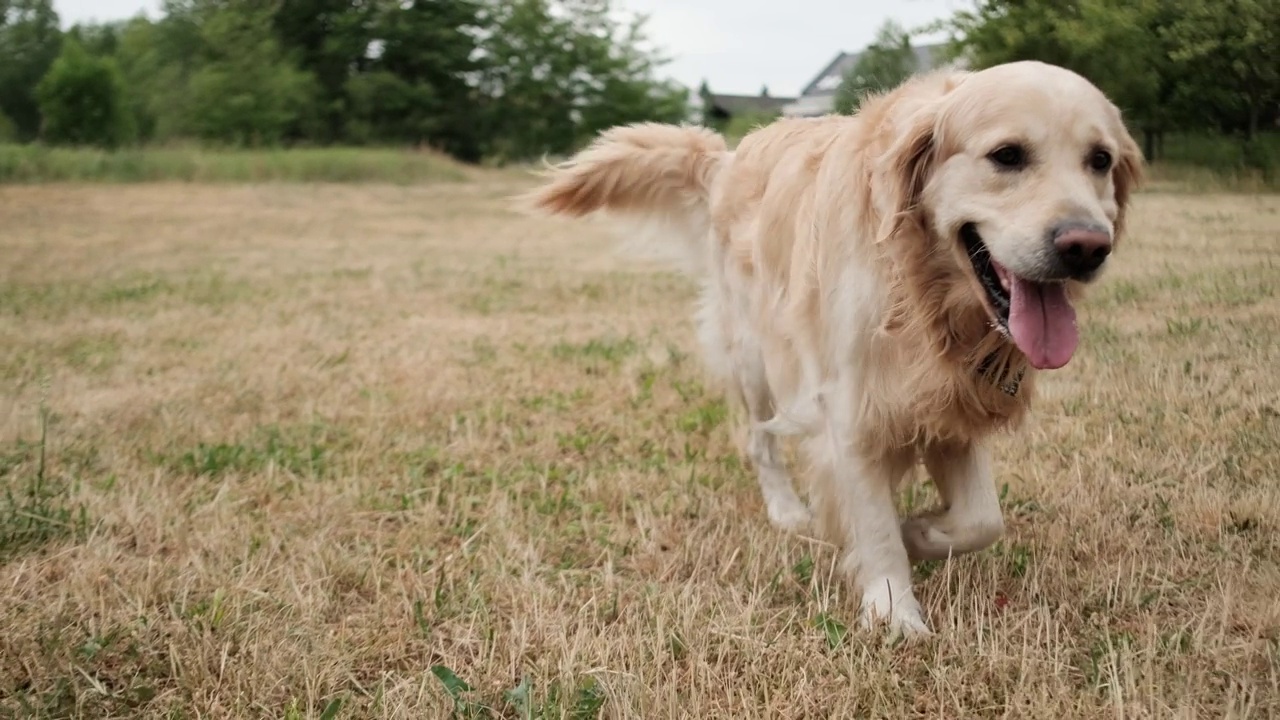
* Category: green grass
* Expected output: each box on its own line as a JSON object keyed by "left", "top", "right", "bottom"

{"left": 0, "top": 143, "right": 469, "bottom": 184}
{"left": 2, "top": 270, "right": 261, "bottom": 320}
{"left": 1, "top": 404, "right": 91, "bottom": 564}
{"left": 1146, "top": 132, "right": 1280, "bottom": 192}
{"left": 1158, "top": 132, "right": 1280, "bottom": 173}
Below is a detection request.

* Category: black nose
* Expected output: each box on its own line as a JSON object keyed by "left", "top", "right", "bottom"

{"left": 1053, "top": 224, "right": 1112, "bottom": 275}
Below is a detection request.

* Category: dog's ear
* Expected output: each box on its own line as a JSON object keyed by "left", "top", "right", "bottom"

{"left": 1111, "top": 120, "right": 1145, "bottom": 242}
{"left": 875, "top": 104, "right": 939, "bottom": 244}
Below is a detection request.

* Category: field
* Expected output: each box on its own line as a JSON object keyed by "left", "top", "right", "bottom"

{"left": 1, "top": 168, "right": 1278, "bottom": 718}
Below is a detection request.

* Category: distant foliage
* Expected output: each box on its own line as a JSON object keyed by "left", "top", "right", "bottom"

{"left": 36, "top": 39, "right": 134, "bottom": 147}
{"left": 183, "top": 2, "right": 318, "bottom": 146}
{"left": 0, "top": 0, "right": 64, "bottom": 141}
{"left": 0, "top": 111, "right": 16, "bottom": 142}
{"left": 5, "top": 0, "right": 688, "bottom": 161}
{"left": 477, "top": 0, "right": 688, "bottom": 162}
{"left": 1, "top": 0, "right": 1276, "bottom": 171}
{"left": 835, "top": 20, "right": 918, "bottom": 115}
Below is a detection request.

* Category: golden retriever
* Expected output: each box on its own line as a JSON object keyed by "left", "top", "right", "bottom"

{"left": 524, "top": 60, "right": 1144, "bottom": 636}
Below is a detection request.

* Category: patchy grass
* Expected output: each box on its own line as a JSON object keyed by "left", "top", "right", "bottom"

{"left": 0, "top": 143, "right": 469, "bottom": 184}
{"left": 0, "top": 181, "right": 1278, "bottom": 717}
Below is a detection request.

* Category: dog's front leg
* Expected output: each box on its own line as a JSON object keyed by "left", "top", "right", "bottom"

{"left": 901, "top": 442, "right": 1005, "bottom": 562}
{"left": 813, "top": 425, "right": 930, "bottom": 637}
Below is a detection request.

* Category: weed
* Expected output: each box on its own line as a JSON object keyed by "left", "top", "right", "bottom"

{"left": 1, "top": 398, "right": 90, "bottom": 563}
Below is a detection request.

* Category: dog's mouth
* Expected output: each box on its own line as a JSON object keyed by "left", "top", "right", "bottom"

{"left": 960, "top": 223, "right": 1080, "bottom": 370}
{"left": 961, "top": 223, "right": 1011, "bottom": 330}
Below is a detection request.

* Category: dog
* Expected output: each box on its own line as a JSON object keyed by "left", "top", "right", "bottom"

{"left": 524, "top": 61, "right": 1144, "bottom": 636}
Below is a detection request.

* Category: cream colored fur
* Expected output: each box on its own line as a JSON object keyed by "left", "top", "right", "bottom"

{"left": 524, "top": 60, "right": 1144, "bottom": 637}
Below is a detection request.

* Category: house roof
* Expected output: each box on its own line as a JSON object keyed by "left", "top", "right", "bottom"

{"left": 798, "top": 42, "right": 956, "bottom": 97}
{"left": 705, "top": 93, "right": 795, "bottom": 116}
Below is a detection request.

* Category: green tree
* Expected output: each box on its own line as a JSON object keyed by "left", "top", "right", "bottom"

{"left": 35, "top": 38, "right": 134, "bottom": 147}
{"left": 1163, "top": 0, "right": 1280, "bottom": 142}
{"left": 115, "top": 3, "right": 208, "bottom": 142}
{"left": 573, "top": 5, "right": 689, "bottom": 138}
{"left": 835, "top": 20, "right": 918, "bottom": 114}
{"left": 65, "top": 21, "right": 123, "bottom": 57}
{"left": 273, "top": 0, "right": 379, "bottom": 144}
{"left": 0, "top": 110, "right": 16, "bottom": 142}
{"left": 184, "top": 0, "right": 319, "bottom": 145}
{"left": 346, "top": 0, "right": 485, "bottom": 158}
{"left": 0, "top": 0, "right": 63, "bottom": 141}
{"left": 112, "top": 17, "right": 164, "bottom": 141}
{"left": 479, "top": 0, "right": 686, "bottom": 161}
{"left": 940, "top": 0, "right": 1077, "bottom": 70}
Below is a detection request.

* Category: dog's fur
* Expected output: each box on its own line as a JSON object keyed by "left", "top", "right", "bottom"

{"left": 524, "top": 61, "right": 1144, "bottom": 636}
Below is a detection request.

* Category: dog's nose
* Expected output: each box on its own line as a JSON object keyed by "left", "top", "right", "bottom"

{"left": 1053, "top": 224, "right": 1112, "bottom": 275}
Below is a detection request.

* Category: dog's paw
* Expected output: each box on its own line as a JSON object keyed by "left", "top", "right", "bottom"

{"left": 900, "top": 516, "right": 954, "bottom": 562}
{"left": 901, "top": 514, "right": 1003, "bottom": 563}
{"left": 859, "top": 584, "right": 932, "bottom": 640}
{"left": 765, "top": 496, "right": 812, "bottom": 533}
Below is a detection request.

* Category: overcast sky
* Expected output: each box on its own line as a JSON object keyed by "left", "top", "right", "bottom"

{"left": 52, "top": 0, "right": 966, "bottom": 97}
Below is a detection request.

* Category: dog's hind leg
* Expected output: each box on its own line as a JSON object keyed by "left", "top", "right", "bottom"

{"left": 697, "top": 274, "right": 809, "bottom": 533}
{"left": 740, "top": 356, "right": 811, "bottom": 533}
{"left": 900, "top": 442, "right": 1005, "bottom": 562}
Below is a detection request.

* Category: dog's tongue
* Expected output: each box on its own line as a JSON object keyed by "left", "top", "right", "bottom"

{"left": 1007, "top": 275, "right": 1079, "bottom": 370}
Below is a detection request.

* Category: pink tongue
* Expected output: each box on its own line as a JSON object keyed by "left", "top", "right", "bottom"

{"left": 1008, "top": 278, "right": 1079, "bottom": 369}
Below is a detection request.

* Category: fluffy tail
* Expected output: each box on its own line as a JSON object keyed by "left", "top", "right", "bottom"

{"left": 521, "top": 122, "right": 730, "bottom": 275}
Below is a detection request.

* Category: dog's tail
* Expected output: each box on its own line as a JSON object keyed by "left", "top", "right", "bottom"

{"left": 521, "top": 122, "right": 730, "bottom": 276}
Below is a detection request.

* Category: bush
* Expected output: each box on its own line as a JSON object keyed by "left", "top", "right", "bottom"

{"left": 0, "top": 112, "right": 16, "bottom": 143}
{"left": 35, "top": 39, "right": 134, "bottom": 148}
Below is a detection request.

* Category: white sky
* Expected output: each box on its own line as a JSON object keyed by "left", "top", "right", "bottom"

{"left": 52, "top": 0, "right": 967, "bottom": 96}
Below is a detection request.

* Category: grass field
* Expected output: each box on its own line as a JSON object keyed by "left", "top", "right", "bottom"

{"left": 1, "top": 171, "right": 1278, "bottom": 718}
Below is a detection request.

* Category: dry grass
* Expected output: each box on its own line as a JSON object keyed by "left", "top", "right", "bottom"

{"left": 1, "top": 175, "right": 1278, "bottom": 719}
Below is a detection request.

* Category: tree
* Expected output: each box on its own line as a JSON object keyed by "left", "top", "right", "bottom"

{"left": 835, "top": 20, "right": 917, "bottom": 114}
{"left": 939, "top": 0, "right": 1077, "bottom": 70}
{"left": 346, "top": 0, "right": 485, "bottom": 158}
{"left": 115, "top": 2, "right": 210, "bottom": 142}
{"left": 36, "top": 38, "right": 134, "bottom": 147}
{"left": 273, "top": 0, "right": 379, "bottom": 144}
{"left": 478, "top": 0, "right": 687, "bottom": 161}
{"left": 65, "top": 21, "right": 123, "bottom": 57}
{"left": 0, "top": 0, "right": 63, "bottom": 141}
{"left": 573, "top": 5, "right": 689, "bottom": 136}
{"left": 1162, "top": 0, "right": 1280, "bottom": 142}
{"left": 112, "top": 17, "right": 164, "bottom": 141}
{"left": 0, "top": 110, "right": 16, "bottom": 142}
{"left": 184, "top": 0, "right": 319, "bottom": 145}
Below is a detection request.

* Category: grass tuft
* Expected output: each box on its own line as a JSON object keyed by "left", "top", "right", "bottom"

{"left": 1, "top": 398, "right": 91, "bottom": 563}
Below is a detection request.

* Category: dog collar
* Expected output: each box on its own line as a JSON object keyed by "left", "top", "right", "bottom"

{"left": 977, "top": 352, "right": 1025, "bottom": 397}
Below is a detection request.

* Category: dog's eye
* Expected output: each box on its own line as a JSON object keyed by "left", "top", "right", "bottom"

{"left": 988, "top": 144, "right": 1027, "bottom": 170}
{"left": 1089, "top": 149, "right": 1113, "bottom": 172}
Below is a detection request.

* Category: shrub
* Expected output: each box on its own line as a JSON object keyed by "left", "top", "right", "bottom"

{"left": 35, "top": 39, "right": 134, "bottom": 148}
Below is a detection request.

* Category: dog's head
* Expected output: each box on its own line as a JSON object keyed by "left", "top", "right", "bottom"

{"left": 875, "top": 60, "right": 1144, "bottom": 370}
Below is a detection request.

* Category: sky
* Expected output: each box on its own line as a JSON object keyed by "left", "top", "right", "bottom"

{"left": 52, "top": 0, "right": 968, "bottom": 97}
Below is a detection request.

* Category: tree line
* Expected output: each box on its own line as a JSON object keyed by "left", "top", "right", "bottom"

{"left": 0, "top": 0, "right": 688, "bottom": 161}
{"left": 1, "top": 0, "right": 1277, "bottom": 167}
